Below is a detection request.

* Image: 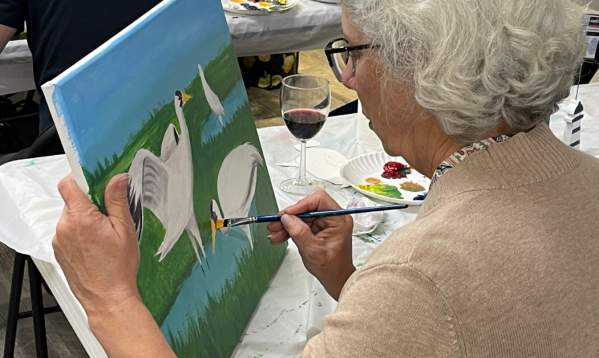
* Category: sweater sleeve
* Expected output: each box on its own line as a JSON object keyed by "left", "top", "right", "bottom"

{"left": 0, "top": 0, "right": 25, "bottom": 31}
{"left": 300, "top": 263, "right": 463, "bottom": 358}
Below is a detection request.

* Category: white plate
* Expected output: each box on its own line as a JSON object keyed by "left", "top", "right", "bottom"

{"left": 340, "top": 152, "right": 430, "bottom": 206}
{"left": 222, "top": 0, "right": 298, "bottom": 15}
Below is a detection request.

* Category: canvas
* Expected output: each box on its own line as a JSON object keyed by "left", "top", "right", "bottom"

{"left": 41, "top": 0, "right": 287, "bottom": 356}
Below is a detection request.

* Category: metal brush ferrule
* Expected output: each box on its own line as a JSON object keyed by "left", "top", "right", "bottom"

{"left": 227, "top": 217, "right": 258, "bottom": 228}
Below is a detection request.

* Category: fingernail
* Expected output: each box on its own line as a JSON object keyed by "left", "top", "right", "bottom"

{"left": 117, "top": 174, "right": 129, "bottom": 189}
{"left": 280, "top": 214, "right": 290, "bottom": 226}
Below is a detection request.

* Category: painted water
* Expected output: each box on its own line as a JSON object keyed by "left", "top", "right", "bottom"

{"left": 160, "top": 224, "right": 254, "bottom": 337}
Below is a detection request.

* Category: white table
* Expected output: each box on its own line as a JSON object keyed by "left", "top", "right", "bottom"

{"left": 0, "top": 0, "right": 341, "bottom": 96}
{"left": 0, "top": 84, "right": 598, "bottom": 357}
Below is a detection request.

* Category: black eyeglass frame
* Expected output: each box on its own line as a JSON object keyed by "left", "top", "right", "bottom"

{"left": 324, "top": 38, "right": 377, "bottom": 67}
{"left": 324, "top": 38, "right": 378, "bottom": 81}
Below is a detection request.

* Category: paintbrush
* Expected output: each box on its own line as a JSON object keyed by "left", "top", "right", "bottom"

{"left": 214, "top": 204, "right": 408, "bottom": 229}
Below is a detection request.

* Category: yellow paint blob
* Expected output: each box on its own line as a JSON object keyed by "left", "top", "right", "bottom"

{"left": 366, "top": 177, "right": 382, "bottom": 184}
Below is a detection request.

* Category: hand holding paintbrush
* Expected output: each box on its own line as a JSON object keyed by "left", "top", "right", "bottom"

{"left": 214, "top": 203, "right": 407, "bottom": 229}
{"left": 263, "top": 191, "right": 404, "bottom": 300}
{"left": 213, "top": 196, "right": 407, "bottom": 298}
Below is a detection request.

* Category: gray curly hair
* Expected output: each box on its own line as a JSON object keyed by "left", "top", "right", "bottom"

{"left": 342, "top": 0, "right": 587, "bottom": 142}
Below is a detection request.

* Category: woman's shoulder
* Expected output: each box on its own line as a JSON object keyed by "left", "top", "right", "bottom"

{"left": 362, "top": 201, "right": 480, "bottom": 271}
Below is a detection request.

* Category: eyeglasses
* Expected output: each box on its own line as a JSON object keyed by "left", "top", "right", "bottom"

{"left": 324, "top": 38, "right": 376, "bottom": 82}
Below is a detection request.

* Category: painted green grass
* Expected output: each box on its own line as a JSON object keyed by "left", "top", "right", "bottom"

{"left": 79, "top": 40, "right": 287, "bottom": 355}
{"left": 168, "top": 232, "right": 286, "bottom": 357}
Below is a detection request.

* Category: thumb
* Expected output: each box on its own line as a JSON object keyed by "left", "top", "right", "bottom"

{"left": 58, "top": 175, "right": 95, "bottom": 212}
{"left": 105, "top": 174, "right": 133, "bottom": 226}
{"left": 281, "top": 214, "right": 314, "bottom": 247}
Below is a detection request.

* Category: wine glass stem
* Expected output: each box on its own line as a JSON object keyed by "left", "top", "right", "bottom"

{"left": 298, "top": 139, "right": 308, "bottom": 185}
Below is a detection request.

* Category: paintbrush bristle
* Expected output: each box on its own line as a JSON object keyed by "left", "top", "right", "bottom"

{"left": 215, "top": 219, "right": 225, "bottom": 230}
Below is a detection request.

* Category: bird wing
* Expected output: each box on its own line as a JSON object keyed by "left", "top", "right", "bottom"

{"left": 160, "top": 123, "right": 179, "bottom": 161}
{"left": 217, "top": 143, "right": 263, "bottom": 218}
{"left": 128, "top": 149, "right": 170, "bottom": 237}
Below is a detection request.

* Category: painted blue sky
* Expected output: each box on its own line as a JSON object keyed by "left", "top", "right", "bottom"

{"left": 51, "top": 0, "right": 232, "bottom": 169}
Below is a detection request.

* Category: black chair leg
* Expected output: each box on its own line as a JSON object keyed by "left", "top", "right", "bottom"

{"left": 27, "top": 258, "right": 48, "bottom": 358}
{"left": 3, "top": 253, "right": 26, "bottom": 358}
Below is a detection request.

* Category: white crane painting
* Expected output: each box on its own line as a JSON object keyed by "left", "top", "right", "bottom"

{"left": 128, "top": 90, "right": 205, "bottom": 263}
{"left": 198, "top": 64, "right": 225, "bottom": 126}
{"left": 209, "top": 143, "right": 264, "bottom": 253}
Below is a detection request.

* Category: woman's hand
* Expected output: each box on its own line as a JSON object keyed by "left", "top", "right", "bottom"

{"left": 53, "top": 174, "right": 176, "bottom": 357}
{"left": 268, "top": 191, "right": 356, "bottom": 300}
{"left": 54, "top": 174, "right": 141, "bottom": 316}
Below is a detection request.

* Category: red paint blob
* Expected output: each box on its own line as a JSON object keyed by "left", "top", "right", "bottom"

{"left": 381, "top": 161, "right": 411, "bottom": 179}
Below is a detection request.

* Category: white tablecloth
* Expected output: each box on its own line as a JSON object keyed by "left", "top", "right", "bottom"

{"left": 0, "top": 112, "right": 418, "bottom": 357}
{"left": 0, "top": 40, "right": 35, "bottom": 96}
{"left": 226, "top": 0, "right": 341, "bottom": 57}
{"left": 0, "top": 84, "right": 598, "bottom": 356}
{"left": 0, "top": 0, "right": 341, "bottom": 96}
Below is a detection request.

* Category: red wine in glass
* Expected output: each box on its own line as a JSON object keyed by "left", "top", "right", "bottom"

{"left": 283, "top": 108, "right": 327, "bottom": 140}
{"left": 279, "top": 74, "right": 330, "bottom": 195}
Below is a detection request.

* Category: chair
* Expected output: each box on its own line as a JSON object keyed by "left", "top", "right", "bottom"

{"left": 0, "top": 91, "right": 39, "bottom": 154}
{"left": 2, "top": 124, "right": 64, "bottom": 358}
{"left": 0, "top": 124, "right": 63, "bottom": 166}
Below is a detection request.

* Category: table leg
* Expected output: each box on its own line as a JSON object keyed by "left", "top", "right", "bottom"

{"left": 27, "top": 258, "right": 48, "bottom": 358}
{"left": 3, "top": 253, "right": 26, "bottom": 358}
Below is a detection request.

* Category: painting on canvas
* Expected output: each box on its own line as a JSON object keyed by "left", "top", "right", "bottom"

{"left": 42, "top": 0, "right": 286, "bottom": 356}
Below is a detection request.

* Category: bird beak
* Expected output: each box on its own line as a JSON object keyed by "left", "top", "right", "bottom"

{"left": 209, "top": 199, "right": 223, "bottom": 254}
{"left": 182, "top": 92, "right": 192, "bottom": 104}
{"left": 210, "top": 219, "right": 217, "bottom": 254}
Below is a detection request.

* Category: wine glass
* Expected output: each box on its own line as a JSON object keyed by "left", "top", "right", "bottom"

{"left": 279, "top": 74, "right": 331, "bottom": 195}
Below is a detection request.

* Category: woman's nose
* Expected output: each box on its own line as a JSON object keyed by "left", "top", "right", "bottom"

{"left": 341, "top": 58, "right": 357, "bottom": 90}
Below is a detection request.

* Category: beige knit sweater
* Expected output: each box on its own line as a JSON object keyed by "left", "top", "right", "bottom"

{"left": 301, "top": 124, "right": 599, "bottom": 357}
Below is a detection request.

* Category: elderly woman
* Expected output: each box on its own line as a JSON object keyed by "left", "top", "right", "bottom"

{"left": 53, "top": 0, "right": 599, "bottom": 356}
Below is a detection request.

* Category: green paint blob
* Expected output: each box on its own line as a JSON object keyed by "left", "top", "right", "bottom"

{"left": 358, "top": 183, "right": 403, "bottom": 199}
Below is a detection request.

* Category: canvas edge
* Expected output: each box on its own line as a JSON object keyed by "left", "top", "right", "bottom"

{"left": 33, "top": 258, "right": 108, "bottom": 358}
{"left": 38, "top": 0, "right": 176, "bottom": 194}
{"left": 41, "top": 83, "right": 89, "bottom": 194}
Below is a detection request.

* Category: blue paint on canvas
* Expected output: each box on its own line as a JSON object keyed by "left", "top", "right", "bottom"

{"left": 55, "top": 0, "right": 231, "bottom": 170}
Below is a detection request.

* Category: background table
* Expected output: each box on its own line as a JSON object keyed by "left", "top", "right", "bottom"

{"left": 0, "top": 40, "right": 35, "bottom": 96}
{"left": 0, "top": 0, "right": 341, "bottom": 96}
{"left": 0, "top": 84, "right": 597, "bottom": 357}
{"left": 227, "top": 0, "right": 341, "bottom": 57}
